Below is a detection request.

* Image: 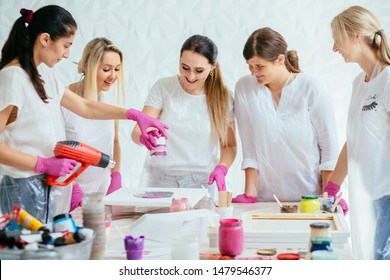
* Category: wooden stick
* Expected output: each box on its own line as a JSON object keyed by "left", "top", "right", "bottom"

{"left": 251, "top": 213, "right": 334, "bottom": 220}
{"left": 331, "top": 192, "right": 343, "bottom": 213}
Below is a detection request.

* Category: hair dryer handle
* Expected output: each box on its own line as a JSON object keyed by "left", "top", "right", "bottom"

{"left": 46, "top": 163, "right": 90, "bottom": 186}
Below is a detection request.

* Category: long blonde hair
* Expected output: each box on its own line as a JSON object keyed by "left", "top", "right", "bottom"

{"left": 180, "top": 35, "right": 231, "bottom": 146}
{"left": 77, "top": 37, "right": 124, "bottom": 102}
{"left": 331, "top": 6, "right": 390, "bottom": 65}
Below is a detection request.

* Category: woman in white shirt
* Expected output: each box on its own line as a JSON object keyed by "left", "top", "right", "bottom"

{"left": 132, "top": 35, "right": 236, "bottom": 194}
{"left": 329, "top": 5, "right": 390, "bottom": 260}
{"left": 62, "top": 38, "right": 125, "bottom": 211}
{"left": 0, "top": 5, "right": 167, "bottom": 223}
{"left": 233, "top": 27, "right": 339, "bottom": 203}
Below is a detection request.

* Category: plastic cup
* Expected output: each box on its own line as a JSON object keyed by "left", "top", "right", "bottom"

{"left": 215, "top": 206, "right": 234, "bottom": 220}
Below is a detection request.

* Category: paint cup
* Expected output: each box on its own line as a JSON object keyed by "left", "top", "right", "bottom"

{"left": 219, "top": 218, "right": 243, "bottom": 256}
{"left": 215, "top": 206, "right": 234, "bottom": 220}
{"left": 171, "top": 234, "right": 199, "bottom": 260}
{"left": 124, "top": 235, "right": 144, "bottom": 260}
{"left": 150, "top": 136, "right": 167, "bottom": 156}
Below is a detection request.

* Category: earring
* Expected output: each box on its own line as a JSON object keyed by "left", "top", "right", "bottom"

{"left": 209, "top": 71, "right": 213, "bottom": 76}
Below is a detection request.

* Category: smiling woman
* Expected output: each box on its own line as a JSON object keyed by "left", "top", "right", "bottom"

{"left": 61, "top": 38, "right": 125, "bottom": 210}
{"left": 0, "top": 5, "right": 167, "bottom": 223}
{"left": 131, "top": 34, "right": 237, "bottom": 196}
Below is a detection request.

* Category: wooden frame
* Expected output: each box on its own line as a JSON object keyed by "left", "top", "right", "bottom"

{"left": 241, "top": 211, "right": 350, "bottom": 249}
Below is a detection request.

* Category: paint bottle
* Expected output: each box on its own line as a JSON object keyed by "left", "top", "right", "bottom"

{"left": 299, "top": 195, "right": 320, "bottom": 213}
{"left": 170, "top": 198, "right": 190, "bottom": 212}
{"left": 307, "top": 222, "right": 331, "bottom": 259}
{"left": 54, "top": 230, "right": 86, "bottom": 246}
{"left": 53, "top": 213, "right": 77, "bottom": 233}
{"left": 12, "top": 205, "right": 47, "bottom": 232}
{"left": 219, "top": 218, "right": 243, "bottom": 256}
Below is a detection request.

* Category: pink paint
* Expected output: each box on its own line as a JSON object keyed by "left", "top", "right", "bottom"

{"left": 219, "top": 218, "right": 243, "bottom": 256}
{"left": 170, "top": 198, "right": 190, "bottom": 212}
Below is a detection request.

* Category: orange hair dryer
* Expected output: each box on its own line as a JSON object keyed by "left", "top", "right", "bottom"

{"left": 46, "top": 140, "right": 116, "bottom": 186}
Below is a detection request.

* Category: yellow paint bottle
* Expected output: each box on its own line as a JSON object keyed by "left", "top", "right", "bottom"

{"left": 12, "top": 205, "right": 47, "bottom": 231}
{"left": 299, "top": 195, "right": 320, "bottom": 213}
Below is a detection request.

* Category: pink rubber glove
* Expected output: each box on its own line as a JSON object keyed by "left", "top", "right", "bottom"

{"left": 106, "top": 172, "right": 122, "bottom": 195}
{"left": 35, "top": 156, "right": 77, "bottom": 176}
{"left": 324, "top": 181, "right": 349, "bottom": 215}
{"left": 208, "top": 165, "right": 228, "bottom": 191}
{"left": 139, "top": 130, "right": 160, "bottom": 150}
{"left": 70, "top": 183, "right": 84, "bottom": 212}
{"left": 126, "top": 108, "right": 169, "bottom": 140}
{"left": 232, "top": 194, "right": 257, "bottom": 203}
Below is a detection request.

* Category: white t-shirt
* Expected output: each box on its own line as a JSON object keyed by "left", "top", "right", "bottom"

{"left": 0, "top": 64, "right": 71, "bottom": 213}
{"left": 142, "top": 75, "right": 234, "bottom": 175}
{"left": 235, "top": 73, "right": 338, "bottom": 202}
{"left": 61, "top": 92, "right": 115, "bottom": 194}
{"left": 347, "top": 66, "right": 390, "bottom": 200}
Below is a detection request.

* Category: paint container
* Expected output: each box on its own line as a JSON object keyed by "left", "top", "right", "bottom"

{"left": 299, "top": 195, "right": 320, "bottom": 213}
{"left": 53, "top": 214, "right": 77, "bottom": 233}
{"left": 82, "top": 192, "right": 106, "bottom": 260}
{"left": 54, "top": 230, "right": 86, "bottom": 246}
{"left": 276, "top": 253, "right": 300, "bottom": 260}
{"left": 280, "top": 204, "right": 298, "bottom": 213}
{"left": 150, "top": 136, "right": 167, "bottom": 156}
{"left": 124, "top": 235, "right": 144, "bottom": 260}
{"left": 219, "top": 218, "right": 243, "bottom": 256}
{"left": 12, "top": 205, "right": 47, "bottom": 232}
{"left": 170, "top": 198, "right": 190, "bottom": 212}
{"left": 171, "top": 234, "right": 199, "bottom": 260}
{"left": 215, "top": 206, "right": 234, "bottom": 220}
{"left": 311, "top": 250, "right": 340, "bottom": 260}
{"left": 307, "top": 222, "right": 331, "bottom": 259}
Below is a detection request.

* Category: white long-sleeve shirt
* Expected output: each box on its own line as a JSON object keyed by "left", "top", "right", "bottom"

{"left": 235, "top": 73, "right": 338, "bottom": 201}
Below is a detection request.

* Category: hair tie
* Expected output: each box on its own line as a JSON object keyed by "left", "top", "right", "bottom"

{"left": 376, "top": 29, "right": 384, "bottom": 36}
{"left": 20, "top": 8, "right": 34, "bottom": 24}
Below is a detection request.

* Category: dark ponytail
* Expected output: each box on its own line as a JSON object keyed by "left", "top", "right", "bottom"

{"left": 0, "top": 5, "right": 77, "bottom": 102}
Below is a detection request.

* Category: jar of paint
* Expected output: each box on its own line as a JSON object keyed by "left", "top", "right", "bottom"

{"left": 219, "top": 218, "right": 243, "bottom": 256}
{"left": 300, "top": 195, "right": 320, "bottom": 213}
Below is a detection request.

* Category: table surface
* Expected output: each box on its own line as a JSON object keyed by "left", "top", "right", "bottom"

{"left": 72, "top": 201, "right": 353, "bottom": 260}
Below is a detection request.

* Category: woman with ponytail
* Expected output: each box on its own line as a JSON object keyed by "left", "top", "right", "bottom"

{"left": 132, "top": 35, "right": 236, "bottom": 194}
{"left": 232, "top": 27, "right": 339, "bottom": 206}
{"left": 329, "top": 6, "right": 390, "bottom": 259}
{"left": 0, "top": 5, "right": 167, "bottom": 223}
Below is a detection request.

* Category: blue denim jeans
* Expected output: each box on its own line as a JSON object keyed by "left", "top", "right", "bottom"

{"left": 374, "top": 195, "right": 390, "bottom": 260}
{"left": 0, "top": 174, "right": 53, "bottom": 223}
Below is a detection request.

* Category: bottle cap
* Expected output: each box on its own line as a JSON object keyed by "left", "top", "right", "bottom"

{"left": 53, "top": 213, "right": 72, "bottom": 222}
{"left": 301, "top": 195, "right": 318, "bottom": 199}
{"left": 53, "top": 237, "right": 67, "bottom": 247}
{"left": 310, "top": 222, "right": 330, "bottom": 229}
{"left": 73, "top": 230, "right": 86, "bottom": 243}
{"left": 276, "top": 253, "right": 300, "bottom": 260}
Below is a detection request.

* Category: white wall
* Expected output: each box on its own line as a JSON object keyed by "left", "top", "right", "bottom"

{"left": 1, "top": 0, "right": 389, "bottom": 194}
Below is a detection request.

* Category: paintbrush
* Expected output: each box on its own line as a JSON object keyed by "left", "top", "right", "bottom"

{"left": 331, "top": 192, "right": 343, "bottom": 212}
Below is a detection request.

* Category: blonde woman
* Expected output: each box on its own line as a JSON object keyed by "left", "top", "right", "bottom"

{"left": 330, "top": 6, "right": 390, "bottom": 259}
{"left": 62, "top": 38, "right": 125, "bottom": 210}
{"left": 132, "top": 35, "right": 236, "bottom": 194}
